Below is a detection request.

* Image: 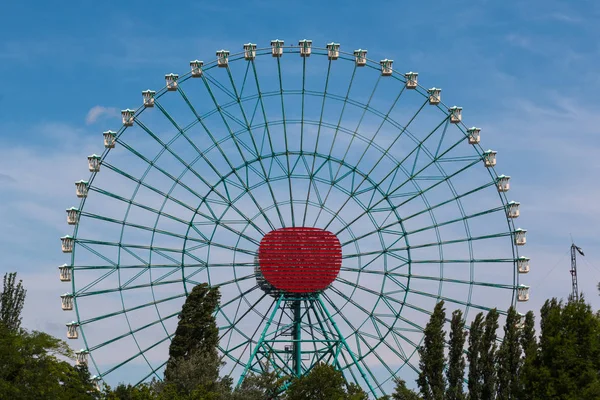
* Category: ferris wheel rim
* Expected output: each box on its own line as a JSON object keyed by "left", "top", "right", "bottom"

{"left": 62, "top": 40, "right": 526, "bottom": 397}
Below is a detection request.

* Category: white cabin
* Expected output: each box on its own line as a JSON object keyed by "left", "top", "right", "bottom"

{"left": 354, "top": 49, "right": 367, "bottom": 66}
{"left": 216, "top": 50, "right": 229, "bottom": 67}
{"left": 142, "top": 90, "right": 155, "bottom": 107}
{"left": 66, "top": 207, "right": 80, "bottom": 225}
{"left": 66, "top": 321, "right": 79, "bottom": 339}
{"left": 61, "top": 293, "right": 73, "bottom": 310}
{"left": 75, "top": 349, "right": 88, "bottom": 366}
{"left": 380, "top": 59, "right": 393, "bottom": 76}
{"left": 61, "top": 235, "right": 74, "bottom": 253}
{"left": 467, "top": 127, "right": 480, "bottom": 144}
{"left": 405, "top": 72, "right": 418, "bottom": 89}
{"left": 103, "top": 130, "right": 117, "bottom": 148}
{"left": 483, "top": 150, "right": 497, "bottom": 168}
{"left": 428, "top": 88, "right": 441, "bottom": 105}
{"left": 506, "top": 201, "right": 520, "bottom": 219}
{"left": 121, "top": 109, "right": 134, "bottom": 127}
{"left": 190, "top": 60, "right": 204, "bottom": 77}
{"left": 449, "top": 106, "right": 462, "bottom": 124}
{"left": 271, "top": 40, "right": 284, "bottom": 57}
{"left": 497, "top": 175, "right": 510, "bottom": 192}
{"left": 165, "top": 73, "right": 178, "bottom": 91}
{"left": 75, "top": 180, "right": 89, "bottom": 198}
{"left": 91, "top": 376, "right": 101, "bottom": 391}
{"left": 59, "top": 264, "right": 72, "bottom": 282}
{"left": 88, "top": 154, "right": 101, "bottom": 172}
{"left": 517, "top": 256, "right": 530, "bottom": 274}
{"left": 327, "top": 42, "right": 340, "bottom": 60}
{"left": 514, "top": 228, "right": 527, "bottom": 246}
{"left": 517, "top": 285, "right": 530, "bottom": 302}
{"left": 299, "top": 39, "right": 312, "bottom": 57}
{"left": 243, "top": 43, "right": 257, "bottom": 60}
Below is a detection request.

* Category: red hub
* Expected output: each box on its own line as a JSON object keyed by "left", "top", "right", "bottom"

{"left": 258, "top": 227, "right": 342, "bottom": 294}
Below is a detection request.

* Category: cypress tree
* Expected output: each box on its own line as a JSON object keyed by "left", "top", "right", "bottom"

{"left": 0, "top": 272, "right": 26, "bottom": 332}
{"left": 163, "top": 283, "right": 225, "bottom": 395}
{"left": 480, "top": 308, "right": 499, "bottom": 400}
{"left": 417, "top": 301, "right": 446, "bottom": 400}
{"left": 496, "top": 307, "right": 522, "bottom": 400}
{"left": 446, "top": 309, "right": 466, "bottom": 400}
{"left": 518, "top": 311, "right": 537, "bottom": 400}
{"left": 467, "top": 312, "right": 484, "bottom": 400}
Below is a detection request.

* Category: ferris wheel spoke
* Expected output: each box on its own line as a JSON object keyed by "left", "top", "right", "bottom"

{"left": 342, "top": 229, "right": 513, "bottom": 261}
{"left": 311, "top": 75, "right": 382, "bottom": 227}
{"left": 87, "top": 311, "right": 179, "bottom": 353}
{"left": 408, "top": 288, "right": 507, "bottom": 315}
{"left": 316, "top": 295, "right": 381, "bottom": 396}
{"left": 323, "top": 291, "right": 416, "bottom": 371}
{"left": 332, "top": 119, "right": 482, "bottom": 236}
{"left": 274, "top": 56, "right": 295, "bottom": 226}
{"left": 132, "top": 108, "right": 270, "bottom": 237}
{"left": 325, "top": 115, "right": 449, "bottom": 233}
{"left": 218, "top": 291, "right": 268, "bottom": 340}
{"left": 320, "top": 93, "right": 426, "bottom": 232}
{"left": 309, "top": 297, "right": 364, "bottom": 388}
{"left": 302, "top": 59, "right": 334, "bottom": 226}
{"left": 223, "top": 65, "right": 287, "bottom": 228}
{"left": 99, "top": 333, "right": 174, "bottom": 379}
{"left": 75, "top": 278, "right": 183, "bottom": 297}
{"left": 134, "top": 360, "right": 168, "bottom": 386}
{"left": 340, "top": 179, "right": 495, "bottom": 248}
{"left": 78, "top": 294, "right": 185, "bottom": 326}
{"left": 173, "top": 85, "right": 277, "bottom": 232}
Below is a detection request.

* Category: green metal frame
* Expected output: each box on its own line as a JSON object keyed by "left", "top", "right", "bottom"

{"left": 61, "top": 43, "right": 525, "bottom": 398}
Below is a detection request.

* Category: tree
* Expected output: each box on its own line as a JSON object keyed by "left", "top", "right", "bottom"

{"left": 496, "top": 307, "right": 522, "bottom": 400}
{"left": 417, "top": 301, "right": 446, "bottom": 400}
{"left": 0, "top": 272, "right": 26, "bottom": 332}
{"left": 104, "top": 383, "right": 155, "bottom": 400}
{"left": 231, "top": 367, "right": 282, "bottom": 400}
{"left": 466, "top": 312, "right": 484, "bottom": 400}
{"left": 0, "top": 323, "right": 99, "bottom": 399}
{"left": 286, "top": 363, "right": 368, "bottom": 400}
{"left": 162, "top": 283, "right": 230, "bottom": 397}
{"left": 391, "top": 378, "right": 423, "bottom": 400}
{"left": 480, "top": 308, "right": 499, "bottom": 400}
{"left": 518, "top": 311, "right": 537, "bottom": 400}
{"left": 446, "top": 309, "right": 466, "bottom": 400}
{"left": 533, "top": 297, "right": 600, "bottom": 399}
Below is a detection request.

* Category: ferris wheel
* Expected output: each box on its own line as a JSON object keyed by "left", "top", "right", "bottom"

{"left": 58, "top": 40, "right": 530, "bottom": 397}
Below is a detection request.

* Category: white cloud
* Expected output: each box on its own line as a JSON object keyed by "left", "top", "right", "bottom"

{"left": 85, "top": 106, "right": 119, "bottom": 125}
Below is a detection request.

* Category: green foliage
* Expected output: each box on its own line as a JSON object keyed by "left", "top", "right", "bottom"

{"left": 446, "top": 309, "right": 466, "bottom": 400}
{"left": 0, "top": 323, "right": 98, "bottom": 399}
{"left": 166, "top": 283, "right": 220, "bottom": 367}
{"left": 480, "top": 309, "right": 499, "bottom": 400}
{"left": 0, "top": 272, "right": 26, "bottom": 332}
{"left": 391, "top": 378, "right": 423, "bottom": 400}
{"left": 230, "top": 367, "right": 283, "bottom": 400}
{"left": 496, "top": 307, "right": 522, "bottom": 400}
{"left": 104, "top": 383, "right": 155, "bottom": 399}
{"left": 285, "top": 363, "right": 368, "bottom": 400}
{"left": 532, "top": 297, "right": 600, "bottom": 399}
{"left": 162, "top": 284, "right": 231, "bottom": 398}
{"left": 417, "top": 301, "right": 446, "bottom": 400}
{"left": 518, "top": 311, "right": 537, "bottom": 400}
{"left": 466, "top": 312, "right": 484, "bottom": 400}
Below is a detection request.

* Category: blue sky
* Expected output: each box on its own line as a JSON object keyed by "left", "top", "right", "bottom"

{"left": 1, "top": 0, "right": 600, "bottom": 392}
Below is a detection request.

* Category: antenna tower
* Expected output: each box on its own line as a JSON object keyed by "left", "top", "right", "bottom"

{"left": 570, "top": 243, "right": 585, "bottom": 301}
